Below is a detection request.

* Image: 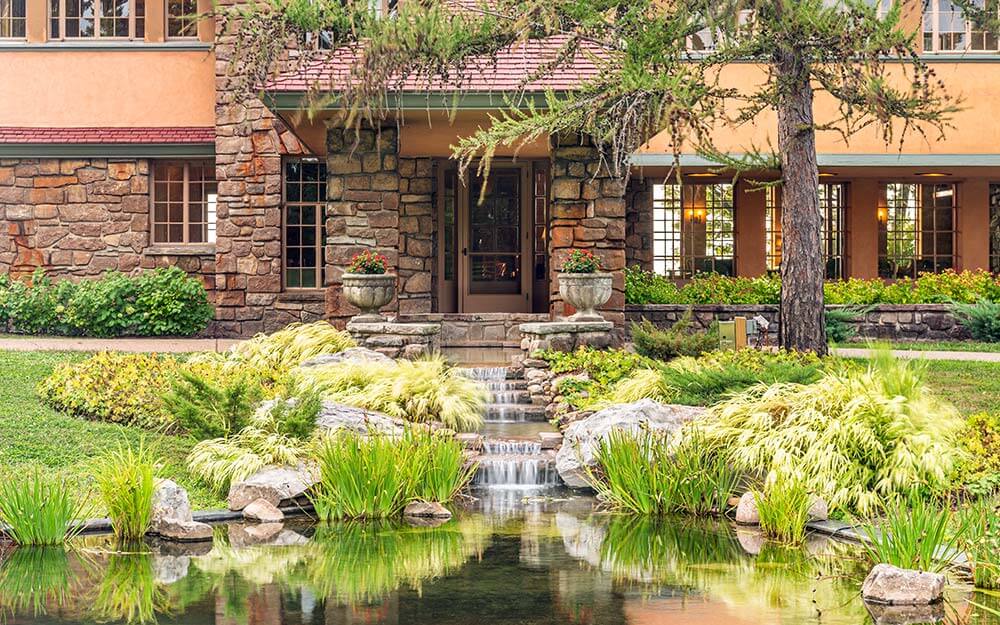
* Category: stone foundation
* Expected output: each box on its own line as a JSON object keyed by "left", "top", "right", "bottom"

{"left": 346, "top": 319, "right": 441, "bottom": 359}
{"left": 626, "top": 303, "right": 971, "bottom": 342}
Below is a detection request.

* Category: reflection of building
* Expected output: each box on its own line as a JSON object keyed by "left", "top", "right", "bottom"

{"left": 3, "top": 0, "right": 1000, "bottom": 338}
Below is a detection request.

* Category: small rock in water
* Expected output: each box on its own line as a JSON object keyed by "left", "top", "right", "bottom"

{"left": 153, "top": 519, "right": 213, "bottom": 543}
{"left": 403, "top": 501, "right": 453, "bottom": 519}
{"left": 538, "top": 431, "right": 563, "bottom": 450}
{"left": 862, "top": 564, "right": 945, "bottom": 606}
{"left": 735, "top": 527, "right": 765, "bottom": 555}
{"left": 865, "top": 602, "right": 946, "bottom": 625}
{"left": 808, "top": 496, "right": 829, "bottom": 521}
{"left": 228, "top": 465, "right": 318, "bottom": 511}
{"left": 243, "top": 498, "right": 284, "bottom": 523}
{"left": 735, "top": 492, "right": 760, "bottom": 525}
{"left": 150, "top": 479, "right": 213, "bottom": 542}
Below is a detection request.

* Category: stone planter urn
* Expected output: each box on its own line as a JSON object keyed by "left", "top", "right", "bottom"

{"left": 341, "top": 273, "right": 396, "bottom": 322}
{"left": 558, "top": 272, "right": 613, "bottom": 322}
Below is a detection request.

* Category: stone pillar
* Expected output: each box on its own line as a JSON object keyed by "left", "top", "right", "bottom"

{"left": 325, "top": 125, "right": 401, "bottom": 322}
{"left": 625, "top": 176, "right": 653, "bottom": 272}
{"left": 397, "top": 157, "right": 435, "bottom": 313}
{"left": 958, "top": 178, "right": 990, "bottom": 272}
{"left": 549, "top": 133, "right": 626, "bottom": 325}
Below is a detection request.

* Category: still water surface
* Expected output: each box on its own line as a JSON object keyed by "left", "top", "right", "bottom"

{"left": 1, "top": 490, "right": 996, "bottom": 625}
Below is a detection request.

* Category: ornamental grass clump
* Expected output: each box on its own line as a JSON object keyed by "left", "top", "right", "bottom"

{"left": 962, "top": 499, "right": 1000, "bottom": 588}
{"left": 90, "top": 440, "right": 161, "bottom": 542}
{"left": 859, "top": 496, "right": 967, "bottom": 574}
{"left": 753, "top": 472, "right": 811, "bottom": 544}
{"left": 592, "top": 428, "right": 740, "bottom": 516}
{"left": 701, "top": 352, "right": 965, "bottom": 515}
{"left": 302, "top": 355, "right": 487, "bottom": 431}
{"left": 0, "top": 473, "right": 88, "bottom": 546}
{"left": 223, "top": 321, "right": 356, "bottom": 387}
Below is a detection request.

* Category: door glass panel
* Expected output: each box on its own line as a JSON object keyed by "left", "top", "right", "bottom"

{"left": 468, "top": 170, "right": 521, "bottom": 295}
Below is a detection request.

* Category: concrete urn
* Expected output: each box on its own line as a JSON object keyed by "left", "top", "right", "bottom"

{"left": 558, "top": 272, "right": 613, "bottom": 322}
{"left": 341, "top": 273, "right": 396, "bottom": 322}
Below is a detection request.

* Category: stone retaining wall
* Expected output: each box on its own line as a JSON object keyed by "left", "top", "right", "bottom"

{"left": 626, "top": 303, "right": 971, "bottom": 341}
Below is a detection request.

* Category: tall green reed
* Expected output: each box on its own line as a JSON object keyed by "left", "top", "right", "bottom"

{"left": 859, "top": 496, "right": 968, "bottom": 573}
{"left": 91, "top": 439, "right": 161, "bottom": 541}
{"left": 0, "top": 472, "right": 87, "bottom": 546}
{"left": 754, "top": 472, "right": 811, "bottom": 544}
{"left": 961, "top": 499, "right": 1000, "bottom": 588}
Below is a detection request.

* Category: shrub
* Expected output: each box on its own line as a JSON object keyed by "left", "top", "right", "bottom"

{"left": 825, "top": 307, "right": 865, "bottom": 343}
{"left": 592, "top": 428, "right": 739, "bottom": 516}
{"left": 224, "top": 321, "right": 356, "bottom": 388}
{"left": 0, "top": 472, "right": 87, "bottom": 545}
{"left": 90, "top": 440, "right": 160, "bottom": 542}
{"left": 630, "top": 312, "right": 718, "bottom": 361}
{"left": 536, "top": 346, "right": 650, "bottom": 410}
{"left": 624, "top": 266, "right": 682, "bottom": 305}
{"left": 0, "top": 268, "right": 211, "bottom": 337}
{"left": 957, "top": 412, "right": 1000, "bottom": 497}
{"left": 37, "top": 352, "right": 181, "bottom": 429}
{"left": 859, "top": 496, "right": 967, "bottom": 573}
{"left": 951, "top": 299, "right": 1000, "bottom": 343}
{"left": 753, "top": 472, "right": 811, "bottom": 544}
{"left": 701, "top": 353, "right": 965, "bottom": 515}
{"left": 162, "top": 369, "right": 262, "bottom": 440}
{"left": 303, "top": 355, "right": 487, "bottom": 431}
{"left": 310, "top": 431, "right": 475, "bottom": 520}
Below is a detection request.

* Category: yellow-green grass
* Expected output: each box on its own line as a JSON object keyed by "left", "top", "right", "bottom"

{"left": 0, "top": 350, "right": 225, "bottom": 511}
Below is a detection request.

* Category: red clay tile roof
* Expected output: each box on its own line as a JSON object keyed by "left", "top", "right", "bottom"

{"left": 0, "top": 127, "right": 214, "bottom": 144}
{"left": 266, "top": 35, "right": 602, "bottom": 93}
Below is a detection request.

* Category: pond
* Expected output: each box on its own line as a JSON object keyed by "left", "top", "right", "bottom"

{"left": 0, "top": 489, "right": 995, "bottom": 625}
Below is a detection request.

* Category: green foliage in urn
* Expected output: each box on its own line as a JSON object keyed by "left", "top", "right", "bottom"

{"left": 561, "top": 249, "right": 601, "bottom": 274}
{"left": 347, "top": 250, "right": 390, "bottom": 274}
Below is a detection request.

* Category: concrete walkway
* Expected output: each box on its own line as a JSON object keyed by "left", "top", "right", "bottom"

{"left": 0, "top": 335, "right": 240, "bottom": 353}
{"left": 833, "top": 347, "right": 1000, "bottom": 362}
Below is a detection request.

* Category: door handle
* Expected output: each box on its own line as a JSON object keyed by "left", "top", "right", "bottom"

{"left": 462, "top": 247, "right": 468, "bottom": 256}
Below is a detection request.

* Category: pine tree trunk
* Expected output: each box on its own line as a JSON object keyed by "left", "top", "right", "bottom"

{"left": 776, "top": 49, "right": 827, "bottom": 355}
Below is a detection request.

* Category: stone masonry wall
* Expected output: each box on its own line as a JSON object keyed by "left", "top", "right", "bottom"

{"left": 398, "top": 157, "right": 435, "bottom": 314}
{"left": 0, "top": 157, "right": 216, "bottom": 292}
{"left": 625, "top": 176, "right": 653, "bottom": 272}
{"left": 626, "top": 303, "right": 971, "bottom": 342}
{"left": 549, "top": 133, "right": 627, "bottom": 325}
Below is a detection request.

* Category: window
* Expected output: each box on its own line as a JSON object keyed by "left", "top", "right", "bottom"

{"left": 653, "top": 183, "right": 735, "bottom": 278}
{"left": 0, "top": 0, "right": 26, "bottom": 38}
{"left": 764, "top": 183, "right": 847, "bottom": 279}
{"left": 50, "top": 0, "right": 144, "bottom": 38}
{"left": 166, "top": 0, "right": 196, "bottom": 37}
{"left": 878, "top": 182, "right": 956, "bottom": 278}
{"left": 990, "top": 183, "right": 1000, "bottom": 273}
{"left": 923, "top": 0, "right": 999, "bottom": 52}
{"left": 284, "top": 160, "right": 326, "bottom": 289}
{"left": 151, "top": 161, "right": 216, "bottom": 244}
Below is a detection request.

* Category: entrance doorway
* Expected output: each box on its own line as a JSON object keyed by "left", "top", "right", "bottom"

{"left": 437, "top": 161, "right": 548, "bottom": 313}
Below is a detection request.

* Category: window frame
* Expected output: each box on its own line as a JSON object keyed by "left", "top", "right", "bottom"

{"left": 764, "top": 183, "right": 848, "bottom": 279}
{"left": 49, "top": 0, "right": 145, "bottom": 40}
{"left": 282, "top": 158, "right": 327, "bottom": 291}
{"left": 989, "top": 182, "right": 1000, "bottom": 274}
{"left": 150, "top": 160, "right": 217, "bottom": 246}
{"left": 165, "top": 0, "right": 197, "bottom": 39}
{"left": 0, "top": 0, "right": 26, "bottom": 39}
{"left": 652, "top": 182, "right": 736, "bottom": 278}
{"left": 922, "top": 0, "right": 999, "bottom": 53}
{"left": 877, "top": 181, "right": 957, "bottom": 279}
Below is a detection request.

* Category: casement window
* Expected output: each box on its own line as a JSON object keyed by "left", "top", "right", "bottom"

{"left": 652, "top": 183, "right": 735, "bottom": 278}
{"left": 765, "top": 183, "right": 847, "bottom": 279}
{"left": 923, "top": 0, "right": 999, "bottom": 52}
{"left": 50, "top": 0, "right": 145, "bottom": 38}
{"left": 878, "top": 183, "right": 956, "bottom": 278}
{"left": 166, "top": 0, "right": 196, "bottom": 37}
{"left": 283, "top": 160, "right": 327, "bottom": 290}
{"left": 0, "top": 0, "right": 26, "bottom": 38}
{"left": 151, "top": 161, "right": 217, "bottom": 245}
{"left": 990, "top": 183, "right": 1000, "bottom": 274}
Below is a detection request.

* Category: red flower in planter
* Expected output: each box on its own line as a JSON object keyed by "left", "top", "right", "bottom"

{"left": 348, "top": 250, "right": 389, "bottom": 275}
{"left": 561, "top": 249, "right": 601, "bottom": 273}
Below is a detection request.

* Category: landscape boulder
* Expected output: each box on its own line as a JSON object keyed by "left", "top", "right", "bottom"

{"left": 555, "top": 399, "right": 706, "bottom": 488}
{"left": 298, "top": 347, "right": 393, "bottom": 369}
{"left": 735, "top": 492, "right": 760, "bottom": 525}
{"left": 862, "top": 564, "right": 946, "bottom": 605}
{"left": 227, "top": 465, "right": 318, "bottom": 511}
{"left": 403, "top": 501, "right": 453, "bottom": 519}
{"left": 150, "top": 480, "right": 213, "bottom": 542}
{"left": 315, "top": 402, "right": 409, "bottom": 437}
{"left": 243, "top": 498, "right": 285, "bottom": 523}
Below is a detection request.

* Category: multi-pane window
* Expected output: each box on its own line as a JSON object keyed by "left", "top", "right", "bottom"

{"left": 50, "top": 0, "right": 144, "bottom": 38}
{"left": 652, "top": 183, "right": 735, "bottom": 278}
{"left": 151, "top": 161, "right": 216, "bottom": 244}
{"left": 0, "top": 0, "right": 26, "bottom": 38}
{"left": 763, "top": 183, "right": 847, "bottom": 279}
{"left": 284, "top": 160, "right": 327, "bottom": 290}
{"left": 878, "top": 183, "right": 956, "bottom": 278}
{"left": 990, "top": 183, "right": 1000, "bottom": 274}
{"left": 166, "top": 0, "right": 196, "bottom": 37}
{"left": 923, "top": 0, "right": 999, "bottom": 52}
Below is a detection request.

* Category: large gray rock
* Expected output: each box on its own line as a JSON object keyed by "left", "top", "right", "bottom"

{"left": 315, "top": 402, "right": 409, "bottom": 437}
{"left": 298, "top": 347, "right": 394, "bottom": 369}
{"left": 227, "top": 465, "right": 318, "bottom": 511}
{"left": 735, "top": 492, "right": 760, "bottom": 525}
{"left": 153, "top": 519, "right": 214, "bottom": 542}
{"left": 862, "top": 564, "right": 946, "bottom": 605}
{"left": 555, "top": 399, "right": 706, "bottom": 488}
{"left": 150, "top": 479, "right": 213, "bottom": 542}
{"left": 243, "top": 498, "right": 284, "bottom": 523}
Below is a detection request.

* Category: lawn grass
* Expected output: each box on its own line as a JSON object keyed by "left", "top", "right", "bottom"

{"left": 839, "top": 340, "right": 1000, "bottom": 353}
{"left": 919, "top": 359, "right": 1000, "bottom": 415}
{"left": 0, "top": 350, "right": 225, "bottom": 512}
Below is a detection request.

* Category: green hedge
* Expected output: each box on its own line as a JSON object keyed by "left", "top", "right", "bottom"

{"left": 0, "top": 267, "right": 213, "bottom": 337}
{"left": 625, "top": 267, "right": 1000, "bottom": 306}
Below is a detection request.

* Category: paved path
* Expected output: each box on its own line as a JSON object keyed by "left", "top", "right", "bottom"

{"left": 833, "top": 347, "right": 1000, "bottom": 362}
{"left": 0, "top": 336, "right": 241, "bottom": 353}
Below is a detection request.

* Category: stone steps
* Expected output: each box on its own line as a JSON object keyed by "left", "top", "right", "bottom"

{"left": 485, "top": 404, "right": 548, "bottom": 422}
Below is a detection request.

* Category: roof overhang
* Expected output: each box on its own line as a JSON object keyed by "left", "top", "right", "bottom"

{"left": 264, "top": 90, "right": 561, "bottom": 112}
{"left": 0, "top": 143, "right": 216, "bottom": 158}
{"left": 631, "top": 153, "right": 1000, "bottom": 168}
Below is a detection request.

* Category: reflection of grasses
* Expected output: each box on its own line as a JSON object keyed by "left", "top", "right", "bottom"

{"left": 94, "top": 547, "right": 169, "bottom": 625}
{"left": 307, "top": 519, "right": 489, "bottom": 604}
{"left": 0, "top": 546, "right": 76, "bottom": 617}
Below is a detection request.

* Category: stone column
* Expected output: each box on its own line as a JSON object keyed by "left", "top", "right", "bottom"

{"left": 397, "top": 157, "right": 435, "bottom": 314}
{"left": 325, "top": 125, "right": 401, "bottom": 322}
{"left": 625, "top": 176, "right": 653, "bottom": 272}
{"left": 549, "top": 133, "right": 626, "bottom": 325}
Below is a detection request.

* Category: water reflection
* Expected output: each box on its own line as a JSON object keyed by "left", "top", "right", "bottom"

{"left": 0, "top": 496, "right": 997, "bottom": 625}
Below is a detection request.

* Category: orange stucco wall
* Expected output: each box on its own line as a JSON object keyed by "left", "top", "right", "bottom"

{"left": 0, "top": 51, "right": 216, "bottom": 128}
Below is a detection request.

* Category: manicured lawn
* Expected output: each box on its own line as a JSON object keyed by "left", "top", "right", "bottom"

{"left": 840, "top": 340, "right": 1000, "bottom": 353}
{"left": 919, "top": 359, "right": 1000, "bottom": 416}
{"left": 0, "top": 350, "right": 225, "bottom": 511}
